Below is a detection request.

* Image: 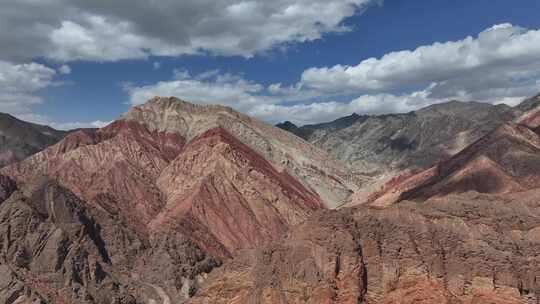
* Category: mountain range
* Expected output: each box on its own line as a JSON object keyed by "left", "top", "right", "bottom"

{"left": 0, "top": 94, "right": 539, "bottom": 304}
{"left": 277, "top": 97, "right": 540, "bottom": 174}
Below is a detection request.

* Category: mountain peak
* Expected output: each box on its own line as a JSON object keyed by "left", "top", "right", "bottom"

{"left": 122, "top": 96, "right": 246, "bottom": 140}
{"left": 275, "top": 121, "right": 299, "bottom": 132}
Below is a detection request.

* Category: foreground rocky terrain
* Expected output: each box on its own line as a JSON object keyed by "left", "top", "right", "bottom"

{"left": 0, "top": 95, "right": 539, "bottom": 303}
{"left": 188, "top": 211, "right": 366, "bottom": 304}
{"left": 0, "top": 113, "right": 66, "bottom": 167}
{"left": 189, "top": 189, "right": 540, "bottom": 304}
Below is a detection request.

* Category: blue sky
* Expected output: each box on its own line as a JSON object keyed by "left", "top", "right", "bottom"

{"left": 2, "top": 0, "right": 540, "bottom": 129}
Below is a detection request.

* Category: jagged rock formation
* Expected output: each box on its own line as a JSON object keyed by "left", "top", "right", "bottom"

{"left": 352, "top": 190, "right": 540, "bottom": 304}
{"left": 0, "top": 112, "right": 66, "bottom": 167}
{"left": 0, "top": 178, "right": 137, "bottom": 304}
{"left": 278, "top": 101, "right": 520, "bottom": 174}
{"left": 187, "top": 189, "right": 540, "bottom": 304}
{"left": 188, "top": 211, "right": 366, "bottom": 304}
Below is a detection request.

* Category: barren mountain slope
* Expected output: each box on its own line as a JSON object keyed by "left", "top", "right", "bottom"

{"left": 150, "top": 127, "right": 323, "bottom": 257}
{"left": 352, "top": 190, "right": 540, "bottom": 304}
{"left": 517, "top": 93, "right": 540, "bottom": 129}
{"left": 186, "top": 98, "right": 540, "bottom": 304}
{"left": 516, "top": 93, "right": 540, "bottom": 113}
{"left": 2, "top": 95, "right": 539, "bottom": 303}
{"left": 0, "top": 178, "right": 138, "bottom": 304}
{"left": 0, "top": 112, "right": 66, "bottom": 167}
{"left": 278, "top": 101, "right": 520, "bottom": 174}
{"left": 3, "top": 120, "right": 185, "bottom": 235}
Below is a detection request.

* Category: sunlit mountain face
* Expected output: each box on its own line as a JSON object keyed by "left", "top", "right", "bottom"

{"left": 1, "top": 1, "right": 540, "bottom": 303}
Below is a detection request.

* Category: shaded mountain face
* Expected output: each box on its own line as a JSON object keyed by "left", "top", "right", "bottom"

{"left": 0, "top": 113, "right": 66, "bottom": 167}
{"left": 276, "top": 113, "right": 367, "bottom": 142}
{"left": 278, "top": 101, "right": 520, "bottom": 174}
{"left": 0, "top": 176, "right": 218, "bottom": 304}
{"left": 0, "top": 178, "right": 138, "bottom": 303}
{"left": 364, "top": 122, "right": 540, "bottom": 207}
{"left": 0, "top": 97, "right": 363, "bottom": 302}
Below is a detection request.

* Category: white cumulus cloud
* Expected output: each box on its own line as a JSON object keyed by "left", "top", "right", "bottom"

{"left": 0, "top": 61, "right": 57, "bottom": 114}
{"left": 300, "top": 23, "right": 540, "bottom": 104}
{"left": 125, "top": 69, "right": 443, "bottom": 125}
{"left": 58, "top": 64, "right": 72, "bottom": 74}
{"left": 125, "top": 24, "right": 540, "bottom": 125}
{"left": 0, "top": 0, "right": 377, "bottom": 62}
{"left": 17, "top": 113, "right": 112, "bottom": 130}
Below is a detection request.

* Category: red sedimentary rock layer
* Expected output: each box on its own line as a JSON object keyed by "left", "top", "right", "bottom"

{"left": 367, "top": 122, "right": 540, "bottom": 206}
{"left": 2, "top": 105, "right": 324, "bottom": 259}
{"left": 151, "top": 127, "right": 323, "bottom": 257}
{"left": 3, "top": 119, "right": 186, "bottom": 237}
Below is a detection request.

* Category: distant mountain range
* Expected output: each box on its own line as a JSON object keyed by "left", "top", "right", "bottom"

{"left": 277, "top": 96, "right": 540, "bottom": 174}
{"left": 0, "top": 94, "right": 539, "bottom": 303}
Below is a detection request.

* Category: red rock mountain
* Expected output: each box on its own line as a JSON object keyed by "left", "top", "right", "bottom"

{"left": 185, "top": 102, "right": 540, "bottom": 303}
{"left": 517, "top": 93, "right": 540, "bottom": 129}
{"left": 1, "top": 96, "right": 539, "bottom": 304}
{"left": 189, "top": 188, "right": 540, "bottom": 304}
{"left": 0, "top": 97, "right": 364, "bottom": 302}
{"left": 363, "top": 121, "right": 540, "bottom": 207}
{"left": 3, "top": 98, "right": 360, "bottom": 244}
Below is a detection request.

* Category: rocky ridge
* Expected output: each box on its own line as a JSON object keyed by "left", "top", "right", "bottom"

{"left": 187, "top": 94, "right": 540, "bottom": 303}
{"left": 188, "top": 211, "right": 366, "bottom": 304}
